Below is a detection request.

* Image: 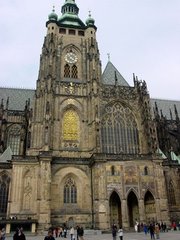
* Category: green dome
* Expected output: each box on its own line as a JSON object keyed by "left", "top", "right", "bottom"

{"left": 48, "top": 7, "right": 58, "bottom": 21}
{"left": 86, "top": 12, "right": 95, "bottom": 27}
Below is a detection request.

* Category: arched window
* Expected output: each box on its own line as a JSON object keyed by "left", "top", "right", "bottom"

{"left": 63, "top": 110, "right": 79, "bottom": 141}
{"left": 71, "top": 65, "right": 78, "bottom": 78}
{"left": 7, "top": 124, "right": 21, "bottom": 155}
{"left": 101, "top": 103, "right": 139, "bottom": 154}
{"left": 64, "top": 64, "right": 70, "bottom": 78}
{"left": 111, "top": 166, "right": 115, "bottom": 176}
{"left": 64, "top": 64, "right": 78, "bottom": 79}
{"left": 0, "top": 174, "right": 10, "bottom": 214}
{"left": 168, "top": 180, "right": 176, "bottom": 205}
{"left": 144, "top": 166, "right": 148, "bottom": 175}
{"left": 64, "top": 178, "right": 77, "bottom": 203}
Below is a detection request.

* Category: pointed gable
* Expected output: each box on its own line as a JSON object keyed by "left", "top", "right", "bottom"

{"left": 102, "top": 61, "right": 129, "bottom": 86}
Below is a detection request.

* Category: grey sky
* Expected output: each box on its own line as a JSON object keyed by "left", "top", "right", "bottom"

{"left": 0, "top": 0, "right": 180, "bottom": 100}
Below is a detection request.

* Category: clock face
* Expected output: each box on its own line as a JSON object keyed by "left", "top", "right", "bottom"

{"left": 65, "top": 52, "right": 78, "bottom": 64}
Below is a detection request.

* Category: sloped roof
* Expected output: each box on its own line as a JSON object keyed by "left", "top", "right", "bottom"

{"left": 0, "top": 87, "right": 35, "bottom": 111}
{"left": 0, "top": 89, "right": 179, "bottom": 121}
{"left": 0, "top": 147, "right": 12, "bottom": 162}
{"left": 150, "top": 98, "right": 180, "bottom": 120}
{"left": 102, "top": 61, "right": 129, "bottom": 86}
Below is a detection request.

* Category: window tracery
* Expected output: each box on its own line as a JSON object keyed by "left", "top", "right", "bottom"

{"left": 64, "top": 64, "right": 70, "bottom": 78}
{"left": 64, "top": 178, "right": 77, "bottom": 204}
{"left": 101, "top": 103, "right": 139, "bottom": 154}
{"left": 168, "top": 180, "right": 176, "bottom": 205}
{"left": 64, "top": 64, "right": 78, "bottom": 79}
{"left": 7, "top": 124, "right": 21, "bottom": 155}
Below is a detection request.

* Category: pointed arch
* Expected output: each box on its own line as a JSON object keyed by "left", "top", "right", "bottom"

{"left": 71, "top": 65, "right": 78, "bottom": 78}
{"left": 111, "top": 166, "right": 115, "bottom": 176}
{"left": 144, "top": 190, "right": 156, "bottom": 222}
{"left": 109, "top": 191, "right": 122, "bottom": 227}
{"left": 0, "top": 172, "right": 10, "bottom": 214}
{"left": 63, "top": 109, "right": 80, "bottom": 141}
{"left": 127, "top": 191, "right": 139, "bottom": 227}
{"left": 7, "top": 124, "right": 21, "bottom": 155}
{"left": 144, "top": 166, "right": 149, "bottom": 175}
{"left": 101, "top": 102, "right": 139, "bottom": 154}
{"left": 168, "top": 180, "right": 176, "bottom": 205}
{"left": 64, "top": 177, "right": 77, "bottom": 204}
{"left": 64, "top": 64, "right": 71, "bottom": 78}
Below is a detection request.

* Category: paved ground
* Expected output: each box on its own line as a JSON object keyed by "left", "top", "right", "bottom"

{"left": 5, "top": 231, "right": 180, "bottom": 240}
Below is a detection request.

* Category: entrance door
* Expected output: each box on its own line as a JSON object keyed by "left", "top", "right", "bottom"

{"left": 144, "top": 191, "right": 156, "bottom": 222}
{"left": 127, "top": 191, "right": 139, "bottom": 227}
{"left": 109, "top": 191, "right": 122, "bottom": 227}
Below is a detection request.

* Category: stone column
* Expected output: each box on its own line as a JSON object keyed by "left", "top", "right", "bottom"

{"left": 121, "top": 199, "right": 129, "bottom": 229}
{"left": 38, "top": 151, "right": 52, "bottom": 230}
{"left": 139, "top": 199, "right": 145, "bottom": 223}
{"left": 155, "top": 198, "right": 161, "bottom": 222}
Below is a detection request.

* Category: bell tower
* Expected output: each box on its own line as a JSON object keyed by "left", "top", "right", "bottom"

{"left": 28, "top": 0, "right": 102, "bottom": 157}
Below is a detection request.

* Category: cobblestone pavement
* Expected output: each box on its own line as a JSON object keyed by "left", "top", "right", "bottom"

{"left": 5, "top": 231, "right": 180, "bottom": 240}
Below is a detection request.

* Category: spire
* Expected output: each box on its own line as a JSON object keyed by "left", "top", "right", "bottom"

{"left": 59, "top": 0, "right": 86, "bottom": 29}
{"left": 48, "top": 6, "right": 58, "bottom": 21}
{"left": 86, "top": 10, "right": 96, "bottom": 28}
{"left": 61, "top": 0, "right": 79, "bottom": 15}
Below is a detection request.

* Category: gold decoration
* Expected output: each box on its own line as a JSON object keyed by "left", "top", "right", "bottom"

{"left": 63, "top": 110, "right": 79, "bottom": 141}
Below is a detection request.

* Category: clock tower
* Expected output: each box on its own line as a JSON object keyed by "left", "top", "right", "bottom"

{"left": 28, "top": 0, "right": 102, "bottom": 156}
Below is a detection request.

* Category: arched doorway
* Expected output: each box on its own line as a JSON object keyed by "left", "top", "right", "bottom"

{"left": 109, "top": 191, "right": 122, "bottom": 227}
{"left": 127, "top": 191, "right": 139, "bottom": 227}
{"left": 144, "top": 191, "right": 156, "bottom": 223}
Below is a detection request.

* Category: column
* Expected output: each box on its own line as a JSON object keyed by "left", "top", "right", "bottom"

{"left": 139, "top": 199, "right": 145, "bottom": 223}
{"left": 121, "top": 199, "right": 129, "bottom": 229}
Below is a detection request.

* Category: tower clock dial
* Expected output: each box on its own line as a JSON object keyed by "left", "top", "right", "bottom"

{"left": 65, "top": 52, "right": 78, "bottom": 64}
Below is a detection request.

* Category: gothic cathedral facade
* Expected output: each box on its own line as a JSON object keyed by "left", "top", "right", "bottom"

{"left": 0, "top": 0, "right": 180, "bottom": 232}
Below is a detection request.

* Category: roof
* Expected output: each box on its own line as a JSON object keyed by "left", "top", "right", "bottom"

{"left": 150, "top": 98, "right": 180, "bottom": 120}
{"left": 0, "top": 87, "right": 35, "bottom": 111}
{"left": 0, "top": 90, "right": 179, "bottom": 121}
{"left": 102, "top": 61, "right": 129, "bottom": 86}
{"left": 0, "top": 147, "right": 12, "bottom": 162}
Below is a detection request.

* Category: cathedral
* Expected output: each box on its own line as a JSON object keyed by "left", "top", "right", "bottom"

{"left": 0, "top": 0, "right": 180, "bottom": 233}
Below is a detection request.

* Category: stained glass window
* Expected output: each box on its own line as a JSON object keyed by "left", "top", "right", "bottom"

{"left": 168, "top": 180, "right": 176, "bottom": 205}
{"left": 64, "top": 178, "right": 77, "bottom": 204}
{"left": 101, "top": 103, "right": 139, "bottom": 154}
{"left": 7, "top": 124, "right": 21, "bottom": 155}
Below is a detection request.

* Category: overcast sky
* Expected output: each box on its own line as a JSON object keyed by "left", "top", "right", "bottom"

{"left": 0, "top": 0, "right": 180, "bottom": 100}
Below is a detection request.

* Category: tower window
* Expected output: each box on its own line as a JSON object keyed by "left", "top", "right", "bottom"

{"left": 64, "top": 64, "right": 78, "bottom": 79}
{"left": 64, "top": 64, "right": 71, "bottom": 78}
{"left": 59, "top": 28, "right": 66, "bottom": 34}
{"left": 78, "top": 31, "right": 84, "bottom": 36}
{"left": 71, "top": 65, "right": 78, "bottom": 78}
{"left": 69, "top": 29, "right": 76, "bottom": 35}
